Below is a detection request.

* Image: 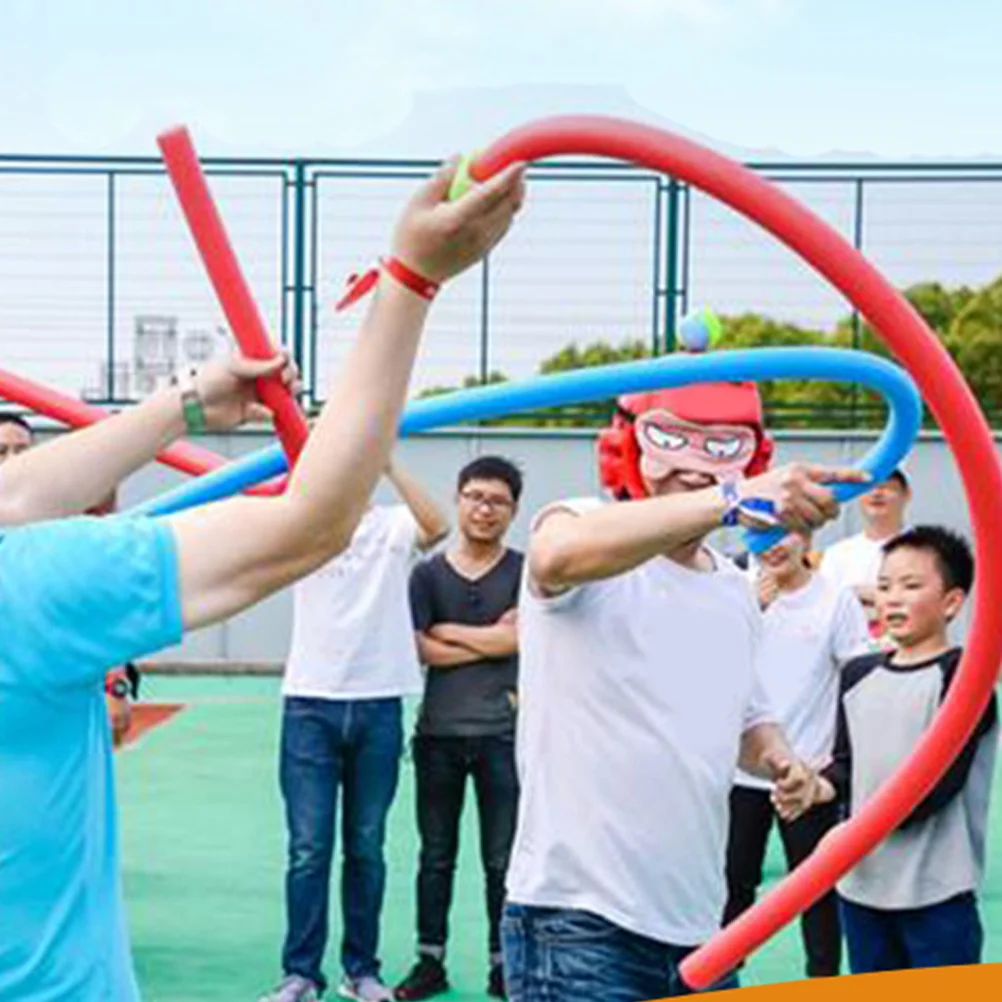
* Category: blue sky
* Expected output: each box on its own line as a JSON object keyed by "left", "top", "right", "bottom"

{"left": 2, "top": 0, "right": 1000, "bottom": 159}
{"left": 3, "top": 0, "right": 1001, "bottom": 403}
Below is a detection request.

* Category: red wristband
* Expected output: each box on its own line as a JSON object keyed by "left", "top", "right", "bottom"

{"left": 335, "top": 256, "right": 439, "bottom": 312}
{"left": 381, "top": 256, "right": 439, "bottom": 300}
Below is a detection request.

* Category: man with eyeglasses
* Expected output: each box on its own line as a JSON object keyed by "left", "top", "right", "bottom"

{"left": 396, "top": 456, "right": 524, "bottom": 1001}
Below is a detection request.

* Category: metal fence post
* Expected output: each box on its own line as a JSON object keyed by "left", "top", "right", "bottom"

{"left": 850, "top": 178, "right": 865, "bottom": 426}
{"left": 480, "top": 255, "right": 491, "bottom": 383}
{"left": 106, "top": 171, "right": 116, "bottom": 401}
{"left": 291, "top": 161, "right": 308, "bottom": 390}
{"left": 663, "top": 178, "right": 681, "bottom": 354}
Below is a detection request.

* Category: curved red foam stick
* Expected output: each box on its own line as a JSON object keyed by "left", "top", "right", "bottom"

{"left": 157, "top": 126, "right": 309, "bottom": 464}
{"left": 467, "top": 116, "right": 1002, "bottom": 987}
{"left": 0, "top": 366, "right": 282, "bottom": 495}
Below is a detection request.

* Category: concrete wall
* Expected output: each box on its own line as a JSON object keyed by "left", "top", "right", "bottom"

{"left": 35, "top": 426, "right": 991, "bottom": 666}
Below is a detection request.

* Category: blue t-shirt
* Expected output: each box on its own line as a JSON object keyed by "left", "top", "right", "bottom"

{"left": 0, "top": 515, "right": 182, "bottom": 1001}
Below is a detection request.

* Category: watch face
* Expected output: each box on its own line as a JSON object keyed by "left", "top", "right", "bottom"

{"left": 109, "top": 680, "right": 130, "bottom": 699}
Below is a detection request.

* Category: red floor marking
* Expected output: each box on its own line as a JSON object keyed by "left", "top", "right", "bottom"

{"left": 118, "top": 703, "right": 186, "bottom": 749}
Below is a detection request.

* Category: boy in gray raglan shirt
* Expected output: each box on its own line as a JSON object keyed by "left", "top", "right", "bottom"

{"left": 813, "top": 526, "right": 998, "bottom": 973}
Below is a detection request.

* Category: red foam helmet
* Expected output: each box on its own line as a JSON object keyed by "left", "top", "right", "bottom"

{"left": 598, "top": 382, "right": 774, "bottom": 500}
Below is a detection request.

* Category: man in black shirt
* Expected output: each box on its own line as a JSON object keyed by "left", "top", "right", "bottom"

{"left": 396, "top": 456, "right": 524, "bottom": 1001}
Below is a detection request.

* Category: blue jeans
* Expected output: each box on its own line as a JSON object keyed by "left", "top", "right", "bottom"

{"left": 280, "top": 696, "right": 403, "bottom": 990}
{"left": 502, "top": 905, "right": 739, "bottom": 1001}
{"left": 840, "top": 891, "right": 984, "bottom": 973}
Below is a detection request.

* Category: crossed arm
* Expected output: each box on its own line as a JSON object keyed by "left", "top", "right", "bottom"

{"left": 417, "top": 609, "right": 518, "bottom": 669}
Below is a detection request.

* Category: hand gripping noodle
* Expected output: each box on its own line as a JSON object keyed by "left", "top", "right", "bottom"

{"left": 157, "top": 126, "right": 309, "bottom": 465}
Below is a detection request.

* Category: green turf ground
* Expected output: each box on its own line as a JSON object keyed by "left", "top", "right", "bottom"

{"left": 119, "top": 676, "right": 1001, "bottom": 1001}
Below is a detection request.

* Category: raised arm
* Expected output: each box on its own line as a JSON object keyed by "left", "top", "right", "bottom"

{"left": 386, "top": 458, "right": 450, "bottom": 550}
{"left": 0, "top": 355, "right": 295, "bottom": 526}
{"left": 167, "top": 161, "right": 526, "bottom": 630}
{"left": 529, "top": 464, "right": 868, "bottom": 596}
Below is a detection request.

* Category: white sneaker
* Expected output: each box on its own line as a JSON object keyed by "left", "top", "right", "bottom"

{"left": 337, "top": 975, "right": 394, "bottom": 1002}
{"left": 258, "top": 974, "right": 321, "bottom": 1002}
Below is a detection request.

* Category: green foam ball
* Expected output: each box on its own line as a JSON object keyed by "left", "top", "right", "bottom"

{"left": 448, "top": 152, "right": 479, "bottom": 202}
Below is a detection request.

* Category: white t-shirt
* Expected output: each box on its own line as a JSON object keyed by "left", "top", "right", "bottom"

{"left": 819, "top": 531, "right": 897, "bottom": 592}
{"left": 736, "top": 573, "right": 870, "bottom": 790}
{"left": 507, "top": 498, "right": 774, "bottom": 947}
{"left": 283, "top": 505, "right": 424, "bottom": 700}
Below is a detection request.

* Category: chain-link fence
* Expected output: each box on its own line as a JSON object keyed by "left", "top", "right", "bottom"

{"left": 2, "top": 153, "right": 1000, "bottom": 426}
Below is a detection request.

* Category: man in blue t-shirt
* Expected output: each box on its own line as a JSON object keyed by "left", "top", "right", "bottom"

{"left": 0, "top": 160, "right": 526, "bottom": 1002}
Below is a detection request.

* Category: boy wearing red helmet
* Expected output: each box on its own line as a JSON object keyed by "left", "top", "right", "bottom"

{"left": 501, "top": 372, "right": 867, "bottom": 1002}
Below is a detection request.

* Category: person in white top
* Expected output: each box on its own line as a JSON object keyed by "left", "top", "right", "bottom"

{"left": 820, "top": 469, "right": 910, "bottom": 634}
{"left": 261, "top": 459, "right": 449, "bottom": 1002}
{"left": 723, "top": 528, "right": 870, "bottom": 979}
{"left": 503, "top": 370, "right": 868, "bottom": 1002}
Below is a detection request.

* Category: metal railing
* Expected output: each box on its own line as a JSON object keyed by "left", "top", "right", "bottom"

{"left": 1, "top": 152, "right": 1000, "bottom": 426}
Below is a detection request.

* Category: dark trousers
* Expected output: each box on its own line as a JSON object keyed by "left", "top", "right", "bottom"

{"left": 841, "top": 891, "right": 983, "bottom": 973}
{"left": 502, "top": 905, "right": 738, "bottom": 1001}
{"left": 414, "top": 733, "right": 519, "bottom": 960}
{"left": 723, "top": 785, "right": 842, "bottom": 977}
{"left": 280, "top": 696, "right": 403, "bottom": 990}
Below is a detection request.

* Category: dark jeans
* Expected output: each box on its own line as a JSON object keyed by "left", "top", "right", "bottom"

{"left": 723, "top": 786, "right": 842, "bottom": 977}
{"left": 414, "top": 733, "right": 519, "bottom": 960}
{"left": 502, "top": 905, "right": 739, "bottom": 1001}
{"left": 841, "top": 891, "right": 983, "bottom": 973}
{"left": 280, "top": 696, "right": 403, "bottom": 990}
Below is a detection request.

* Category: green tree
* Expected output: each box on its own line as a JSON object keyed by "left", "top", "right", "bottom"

{"left": 538, "top": 337, "right": 651, "bottom": 374}
{"left": 946, "top": 276, "right": 1002, "bottom": 418}
{"left": 409, "top": 274, "right": 1002, "bottom": 430}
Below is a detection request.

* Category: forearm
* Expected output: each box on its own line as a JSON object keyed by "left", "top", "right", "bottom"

{"left": 417, "top": 633, "right": 480, "bottom": 668}
{"left": 530, "top": 489, "right": 727, "bottom": 591}
{"left": 436, "top": 622, "right": 517, "bottom": 658}
{"left": 738, "top": 722, "right": 793, "bottom": 779}
{"left": 285, "top": 281, "right": 430, "bottom": 556}
{"left": 0, "top": 389, "right": 186, "bottom": 524}
{"left": 387, "top": 462, "right": 450, "bottom": 548}
{"left": 171, "top": 283, "right": 432, "bottom": 631}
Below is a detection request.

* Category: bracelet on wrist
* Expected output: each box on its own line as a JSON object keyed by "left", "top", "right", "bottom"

{"left": 719, "top": 479, "right": 742, "bottom": 527}
{"left": 176, "top": 369, "right": 208, "bottom": 434}
{"left": 335, "top": 256, "right": 440, "bottom": 312}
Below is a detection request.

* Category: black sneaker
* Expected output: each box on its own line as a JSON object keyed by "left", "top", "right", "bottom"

{"left": 394, "top": 957, "right": 449, "bottom": 1001}
{"left": 487, "top": 964, "right": 506, "bottom": 999}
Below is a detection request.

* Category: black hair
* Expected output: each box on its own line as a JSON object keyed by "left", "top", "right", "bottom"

{"left": 886, "top": 468, "right": 910, "bottom": 491}
{"left": 457, "top": 455, "right": 523, "bottom": 503}
{"left": 883, "top": 525, "right": 974, "bottom": 594}
{"left": 0, "top": 413, "right": 33, "bottom": 436}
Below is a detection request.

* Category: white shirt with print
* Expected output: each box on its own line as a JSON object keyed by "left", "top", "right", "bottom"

{"left": 736, "top": 573, "right": 870, "bottom": 791}
{"left": 283, "top": 505, "right": 423, "bottom": 700}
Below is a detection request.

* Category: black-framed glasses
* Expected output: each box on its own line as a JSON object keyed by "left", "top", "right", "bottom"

{"left": 459, "top": 489, "right": 514, "bottom": 511}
